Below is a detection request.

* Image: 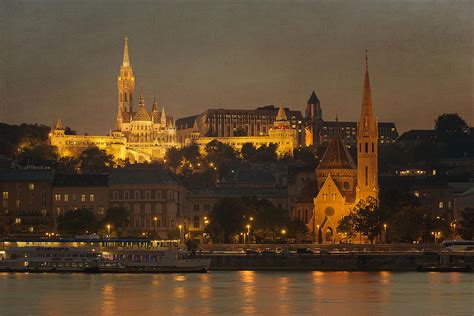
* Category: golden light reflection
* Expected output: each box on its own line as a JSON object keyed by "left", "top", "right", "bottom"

{"left": 101, "top": 283, "right": 116, "bottom": 316}
{"left": 239, "top": 271, "right": 256, "bottom": 314}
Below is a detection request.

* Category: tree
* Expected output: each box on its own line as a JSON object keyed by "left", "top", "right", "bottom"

{"left": 287, "top": 219, "right": 309, "bottom": 242}
{"left": 56, "top": 156, "right": 80, "bottom": 174}
{"left": 164, "top": 147, "right": 181, "bottom": 169}
{"left": 337, "top": 215, "right": 356, "bottom": 241}
{"left": 100, "top": 207, "right": 130, "bottom": 236}
{"left": 205, "top": 197, "right": 245, "bottom": 243}
{"left": 457, "top": 208, "right": 474, "bottom": 240}
{"left": 350, "top": 197, "right": 384, "bottom": 244}
{"left": 57, "top": 209, "right": 98, "bottom": 236}
{"left": 79, "top": 147, "right": 115, "bottom": 173}
{"left": 435, "top": 113, "right": 469, "bottom": 136}
{"left": 253, "top": 144, "right": 278, "bottom": 163}
{"left": 16, "top": 143, "right": 58, "bottom": 167}
{"left": 253, "top": 204, "right": 289, "bottom": 241}
{"left": 241, "top": 143, "right": 257, "bottom": 161}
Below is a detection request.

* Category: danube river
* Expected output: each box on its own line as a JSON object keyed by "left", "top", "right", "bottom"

{"left": 0, "top": 272, "right": 472, "bottom": 315}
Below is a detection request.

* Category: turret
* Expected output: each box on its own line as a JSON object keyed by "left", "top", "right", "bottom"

{"left": 117, "top": 36, "right": 135, "bottom": 114}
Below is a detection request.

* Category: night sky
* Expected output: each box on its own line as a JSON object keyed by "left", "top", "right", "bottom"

{"left": 1, "top": 0, "right": 472, "bottom": 134}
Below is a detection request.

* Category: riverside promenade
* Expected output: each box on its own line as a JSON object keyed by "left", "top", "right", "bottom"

{"left": 196, "top": 244, "right": 474, "bottom": 272}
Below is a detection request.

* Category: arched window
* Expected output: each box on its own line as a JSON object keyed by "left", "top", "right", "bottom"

{"left": 365, "top": 142, "right": 368, "bottom": 153}
{"left": 365, "top": 166, "right": 368, "bottom": 187}
{"left": 372, "top": 142, "right": 375, "bottom": 153}
{"left": 359, "top": 143, "right": 362, "bottom": 153}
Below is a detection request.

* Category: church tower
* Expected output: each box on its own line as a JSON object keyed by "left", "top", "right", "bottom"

{"left": 305, "top": 90, "right": 323, "bottom": 147}
{"left": 356, "top": 52, "right": 378, "bottom": 201}
{"left": 117, "top": 36, "right": 135, "bottom": 115}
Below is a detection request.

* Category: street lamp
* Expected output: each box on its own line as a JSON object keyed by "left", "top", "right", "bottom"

{"left": 250, "top": 217, "right": 254, "bottom": 222}
{"left": 383, "top": 224, "right": 387, "bottom": 244}
{"left": 178, "top": 224, "right": 183, "bottom": 243}
{"left": 106, "top": 224, "right": 111, "bottom": 237}
{"left": 246, "top": 224, "right": 251, "bottom": 244}
{"left": 281, "top": 229, "right": 286, "bottom": 236}
{"left": 153, "top": 217, "right": 158, "bottom": 230}
{"left": 316, "top": 224, "right": 320, "bottom": 244}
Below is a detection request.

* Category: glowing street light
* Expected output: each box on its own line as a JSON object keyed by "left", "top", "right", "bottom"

{"left": 154, "top": 217, "right": 158, "bottom": 230}
{"left": 281, "top": 229, "right": 286, "bottom": 235}
{"left": 384, "top": 223, "right": 387, "bottom": 244}
{"left": 178, "top": 224, "right": 183, "bottom": 243}
{"left": 246, "top": 224, "right": 251, "bottom": 244}
{"left": 106, "top": 224, "right": 111, "bottom": 237}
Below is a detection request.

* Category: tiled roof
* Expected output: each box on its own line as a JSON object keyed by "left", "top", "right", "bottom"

{"left": 53, "top": 174, "right": 109, "bottom": 187}
{"left": 0, "top": 169, "right": 54, "bottom": 182}
{"left": 108, "top": 168, "right": 180, "bottom": 185}
{"left": 317, "top": 133, "right": 356, "bottom": 170}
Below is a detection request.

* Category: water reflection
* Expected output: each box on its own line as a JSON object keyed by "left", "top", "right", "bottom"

{"left": 0, "top": 272, "right": 471, "bottom": 315}
{"left": 239, "top": 271, "right": 256, "bottom": 314}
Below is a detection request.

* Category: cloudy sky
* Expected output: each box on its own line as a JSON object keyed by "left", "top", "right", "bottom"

{"left": 0, "top": 0, "right": 472, "bottom": 134}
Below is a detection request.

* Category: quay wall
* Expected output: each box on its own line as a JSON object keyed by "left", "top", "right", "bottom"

{"left": 201, "top": 253, "right": 474, "bottom": 271}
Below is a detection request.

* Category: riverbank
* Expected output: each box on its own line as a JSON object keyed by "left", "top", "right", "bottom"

{"left": 200, "top": 252, "right": 474, "bottom": 272}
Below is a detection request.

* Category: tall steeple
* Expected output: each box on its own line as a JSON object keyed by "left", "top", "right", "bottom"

{"left": 117, "top": 36, "right": 135, "bottom": 114}
{"left": 356, "top": 51, "right": 378, "bottom": 201}
{"left": 161, "top": 106, "right": 167, "bottom": 126}
{"left": 273, "top": 104, "right": 290, "bottom": 129}
{"left": 122, "top": 36, "right": 130, "bottom": 67}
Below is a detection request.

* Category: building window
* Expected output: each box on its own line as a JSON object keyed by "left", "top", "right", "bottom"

{"left": 124, "top": 191, "right": 129, "bottom": 200}
{"left": 2, "top": 192, "right": 8, "bottom": 199}
{"left": 413, "top": 191, "right": 420, "bottom": 198}
{"left": 64, "top": 194, "right": 69, "bottom": 202}
{"left": 134, "top": 190, "right": 140, "bottom": 200}
{"left": 55, "top": 194, "right": 61, "bottom": 201}
{"left": 72, "top": 194, "right": 77, "bottom": 201}
{"left": 28, "top": 183, "right": 34, "bottom": 190}
{"left": 98, "top": 207, "right": 105, "bottom": 216}
{"left": 145, "top": 191, "right": 151, "bottom": 199}
{"left": 156, "top": 191, "right": 162, "bottom": 199}
{"left": 156, "top": 203, "right": 162, "bottom": 213}
{"left": 204, "top": 204, "right": 210, "bottom": 211}
{"left": 365, "top": 142, "right": 368, "bottom": 153}
{"left": 15, "top": 218, "right": 21, "bottom": 224}
{"left": 193, "top": 204, "right": 200, "bottom": 212}
{"left": 194, "top": 216, "right": 200, "bottom": 229}
{"left": 41, "top": 209, "right": 47, "bottom": 216}
{"left": 81, "top": 194, "right": 86, "bottom": 202}
{"left": 439, "top": 201, "right": 444, "bottom": 209}
{"left": 113, "top": 191, "right": 119, "bottom": 200}
{"left": 90, "top": 194, "right": 95, "bottom": 202}
{"left": 134, "top": 204, "right": 140, "bottom": 214}
{"left": 365, "top": 166, "right": 368, "bottom": 187}
{"left": 56, "top": 207, "right": 61, "bottom": 216}
{"left": 145, "top": 203, "right": 151, "bottom": 214}
{"left": 372, "top": 142, "right": 375, "bottom": 152}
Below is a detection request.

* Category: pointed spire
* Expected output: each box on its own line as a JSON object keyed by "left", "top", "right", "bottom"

{"left": 276, "top": 104, "right": 288, "bottom": 122}
{"left": 56, "top": 116, "right": 63, "bottom": 130}
{"left": 359, "top": 50, "right": 376, "bottom": 134}
{"left": 307, "top": 90, "right": 320, "bottom": 104}
{"left": 161, "top": 106, "right": 167, "bottom": 125}
{"left": 122, "top": 36, "right": 130, "bottom": 67}
{"left": 152, "top": 97, "right": 158, "bottom": 112}
{"left": 139, "top": 82, "right": 144, "bottom": 107}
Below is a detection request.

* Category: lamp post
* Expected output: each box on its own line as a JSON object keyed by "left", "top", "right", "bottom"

{"left": 178, "top": 224, "right": 183, "bottom": 243}
{"left": 383, "top": 224, "right": 387, "bottom": 244}
{"left": 246, "top": 224, "right": 251, "bottom": 245}
{"left": 316, "top": 224, "right": 320, "bottom": 244}
{"left": 106, "top": 224, "right": 111, "bottom": 238}
{"left": 281, "top": 229, "right": 286, "bottom": 242}
{"left": 154, "top": 217, "right": 158, "bottom": 230}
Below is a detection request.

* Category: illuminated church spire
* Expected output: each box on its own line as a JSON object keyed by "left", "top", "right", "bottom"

{"left": 117, "top": 36, "right": 135, "bottom": 115}
{"left": 122, "top": 36, "right": 130, "bottom": 67}
{"left": 356, "top": 50, "right": 378, "bottom": 201}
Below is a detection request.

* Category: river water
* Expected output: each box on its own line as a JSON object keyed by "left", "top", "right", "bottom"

{"left": 0, "top": 272, "right": 472, "bottom": 315}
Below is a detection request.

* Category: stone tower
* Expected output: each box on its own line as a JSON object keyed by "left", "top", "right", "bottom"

{"left": 356, "top": 52, "right": 378, "bottom": 201}
{"left": 305, "top": 90, "right": 323, "bottom": 147}
{"left": 117, "top": 36, "right": 135, "bottom": 115}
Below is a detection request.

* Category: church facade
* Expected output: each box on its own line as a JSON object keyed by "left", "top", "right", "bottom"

{"left": 50, "top": 37, "right": 178, "bottom": 162}
{"left": 308, "top": 54, "right": 379, "bottom": 243}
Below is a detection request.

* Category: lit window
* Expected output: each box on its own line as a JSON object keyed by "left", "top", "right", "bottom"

{"left": 41, "top": 209, "right": 47, "bottom": 216}
{"left": 64, "top": 194, "right": 69, "bottom": 202}
{"left": 81, "top": 194, "right": 86, "bottom": 202}
{"left": 413, "top": 191, "right": 420, "bottom": 197}
{"left": 28, "top": 183, "right": 34, "bottom": 190}
{"left": 15, "top": 218, "right": 21, "bottom": 224}
{"left": 15, "top": 200, "right": 20, "bottom": 208}
{"left": 56, "top": 207, "right": 61, "bottom": 215}
{"left": 89, "top": 194, "right": 94, "bottom": 202}
{"left": 439, "top": 201, "right": 444, "bottom": 209}
{"left": 2, "top": 192, "right": 8, "bottom": 199}
{"left": 55, "top": 194, "right": 61, "bottom": 201}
